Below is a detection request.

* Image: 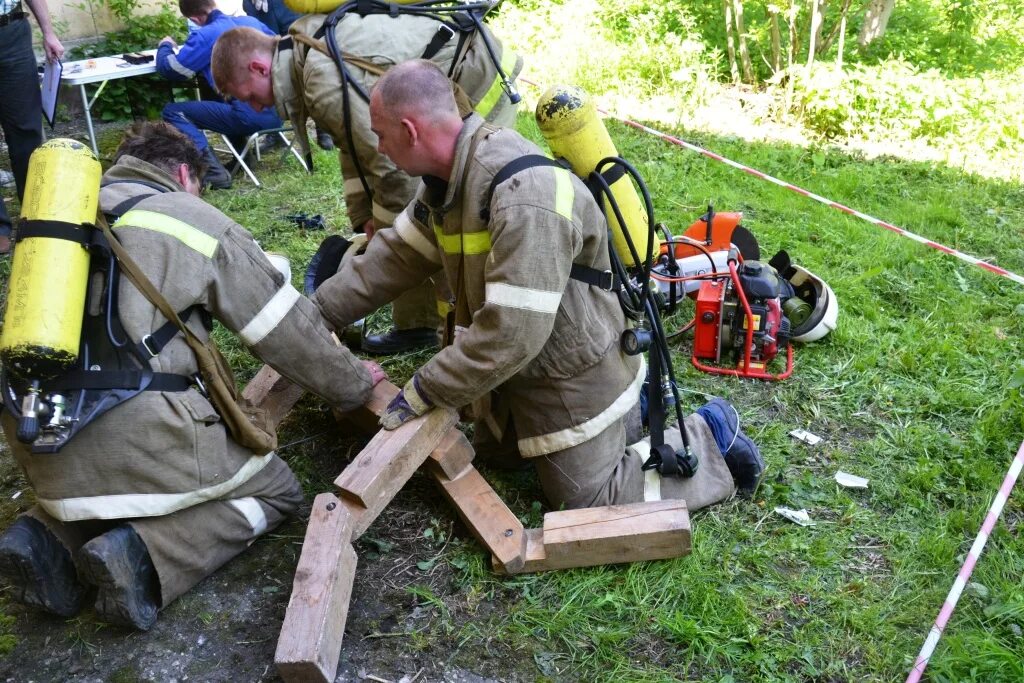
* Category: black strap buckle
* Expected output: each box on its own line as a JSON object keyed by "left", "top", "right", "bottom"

{"left": 596, "top": 269, "right": 616, "bottom": 291}
{"left": 140, "top": 334, "right": 160, "bottom": 358}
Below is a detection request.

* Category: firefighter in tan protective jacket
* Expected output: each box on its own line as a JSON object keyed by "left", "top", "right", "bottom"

{"left": 210, "top": 9, "right": 521, "bottom": 354}
{"left": 0, "top": 122, "right": 385, "bottom": 630}
{"left": 312, "top": 61, "right": 765, "bottom": 512}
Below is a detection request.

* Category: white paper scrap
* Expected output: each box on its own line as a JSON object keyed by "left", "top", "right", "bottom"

{"left": 789, "top": 428, "right": 822, "bottom": 445}
{"left": 835, "top": 471, "right": 869, "bottom": 489}
{"left": 774, "top": 506, "right": 815, "bottom": 526}
{"left": 11, "top": 490, "right": 21, "bottom": 500}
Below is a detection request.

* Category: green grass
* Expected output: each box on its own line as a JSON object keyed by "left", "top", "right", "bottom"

{"left": 203, "top": 105, "right": 1024, "bottom": 681}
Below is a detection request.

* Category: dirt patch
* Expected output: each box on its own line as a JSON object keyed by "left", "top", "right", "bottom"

{"left": 0, "top": 450, "right": 544, "bottom": 683}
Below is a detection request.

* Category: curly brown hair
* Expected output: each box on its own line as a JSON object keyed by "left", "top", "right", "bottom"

{"left": 113, "top": 121, "right": 208, "bottom": 183}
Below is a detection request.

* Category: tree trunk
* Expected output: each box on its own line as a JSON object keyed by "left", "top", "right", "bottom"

{"left": 836, "top": 11, "right": 847, "bottom": 68}
{"left": 819, "top": 0, "right": 854, "bottom": 55}
{"left": 806, "top": 0, "right": 821, "bottom": 69}
{"left": 732, "top": 0, "right": 755, "bottom": 84}
{"left": 769, "top": 7, "right": 782, "bottom": 74}
{"left": 858, "top": 0, "right": 895, "bottom": 48}
{"left": 723, "top": 0, "right": 740, "bottom": 84}
{"left": 785, "top": 0, "right": 799, "bottom": 109}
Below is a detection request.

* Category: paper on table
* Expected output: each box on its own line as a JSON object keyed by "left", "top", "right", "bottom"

{"left": 41, "top": 59, "right": 62, "bottom": 128}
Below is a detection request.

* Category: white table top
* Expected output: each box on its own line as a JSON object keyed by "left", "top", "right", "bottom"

{"left": 61, "top": 49, "right": 160, "bottom": 86}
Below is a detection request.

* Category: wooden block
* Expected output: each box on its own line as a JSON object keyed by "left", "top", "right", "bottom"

{"left": 433, "top": 465, "right": 525, "bottom": 573}
{"left": 335, "top": 406, "right": 458, "bottom": 538}
{"left": 275, "top": 493, "right": 358, "bottom": 683}
{"left": 334, "top": 380, "right": 400, "bottom": 434}
{"left": 241, "top": 365, "right": 305, "bottom": 429}
{"left": 427, "top": 428, "right": 475, "bottom": 480}
{"left": 502, "top": 501, "right": 691, "bottom": 574}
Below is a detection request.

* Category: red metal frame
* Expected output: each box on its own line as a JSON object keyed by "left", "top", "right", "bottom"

{"left": 690, "top": 260, "right": 794, "bottom": 381}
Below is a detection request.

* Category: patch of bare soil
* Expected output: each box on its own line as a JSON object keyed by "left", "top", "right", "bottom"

{"left": 0, "top": 442, "right": 544, "bottom": 683}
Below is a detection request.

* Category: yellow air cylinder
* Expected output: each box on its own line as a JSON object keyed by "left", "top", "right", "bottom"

{"left": 0, "top": 139, "right": 100, "bottom": 381}
{"left": 284, "top": 0, "right": 422, "bottom": 14}
{"left": 535, "top": 85, "right": 649, "bottom": 268}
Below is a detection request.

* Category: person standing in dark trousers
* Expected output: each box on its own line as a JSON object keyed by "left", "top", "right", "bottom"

{"left": 240, "top": 0, "right": 335, "bottom": 152}
{"left": 0, "top": 0, "right": 63, "bottom": 255}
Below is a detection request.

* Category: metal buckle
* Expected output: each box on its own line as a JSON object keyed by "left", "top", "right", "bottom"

{"left": 598, "top": 270, "right": 616, "bottom": 291}
{"left": 437, "top": 23, "right": 456, "bottom": 42}
{"left": 140, "top": 334, "right": 160, "bottom": 358}
{"left": 192, "top": 374, "right": 208, "bottom": 397}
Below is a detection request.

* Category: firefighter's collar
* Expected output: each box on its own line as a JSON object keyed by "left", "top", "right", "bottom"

{"left": 271, "top": 45, "right": 299, "bottom": 124}
{"left": 439, "top": 113, "right": 486, "bottom": 212}
{"left": 103, "top": 156, "right": 185, "bottom": 194}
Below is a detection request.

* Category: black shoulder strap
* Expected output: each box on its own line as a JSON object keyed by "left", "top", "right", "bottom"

{"left": 15, "top": 219, "right": 90, "bottom": 245}
{"left": 479, "top": 154, "right": 565, "bottom": 221}
{"left": 480, "top": 154, "right": 621, "bottom": 292}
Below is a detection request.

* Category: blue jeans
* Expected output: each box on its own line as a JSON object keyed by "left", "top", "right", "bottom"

{"left": 161, "top": 98, "right": 282, "bottom": 153}
{"left": 0, "top": 19, "right": 44, "bottom": 236}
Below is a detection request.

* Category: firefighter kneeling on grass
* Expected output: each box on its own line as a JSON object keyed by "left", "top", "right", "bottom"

{"left": 0, "top": 123, "right": 385, "bottom": 630}
{"left": 307, "top": 60, "right": 764, "bottom": 511}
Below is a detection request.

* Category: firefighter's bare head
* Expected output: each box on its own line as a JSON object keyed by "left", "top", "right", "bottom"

{"left": 114, "top": 122, "right": 207, "bottom": 196}
{"left": 179, "top": 0, "right": 215, "bottom": 25}
{"left": 369, "top": 59, "right": 463, "bottom": 179}
{"left": 211, "top": 27, "right": 277, "bottom": 111}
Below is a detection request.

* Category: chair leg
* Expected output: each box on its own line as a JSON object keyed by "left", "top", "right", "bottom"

{"left": 226, "top": 133, "right": 261, "bottom": 187}
{"left": 282, "top": 133, "right": 311, "bottom": 173}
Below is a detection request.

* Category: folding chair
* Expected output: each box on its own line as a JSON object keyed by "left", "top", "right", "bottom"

{"left": 218, "top": 126, "right": 310, "bottom": 187}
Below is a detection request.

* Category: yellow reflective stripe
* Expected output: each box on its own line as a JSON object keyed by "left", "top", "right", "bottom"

{"left": 115, "top": 210, "right": 218, "bottom": 258}
{"left": 474, "top": 49, "right": 518, "bottom": 119}
{"left": 553, "top": 168, "right": 574, "bottom": 220}
{"left": 433, "top": 225, "right": 492, "bottom": 256}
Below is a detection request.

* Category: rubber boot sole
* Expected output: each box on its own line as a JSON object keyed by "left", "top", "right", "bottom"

{"left": 76, "top": 533, "right": 158, "bottom": 631}
{"left": 0, "top": 518, "right": 87, "bottom": 617}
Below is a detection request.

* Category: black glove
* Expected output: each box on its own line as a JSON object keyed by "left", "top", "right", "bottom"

{"left": 304, "top": 235, "right": 351, "bottom": 295}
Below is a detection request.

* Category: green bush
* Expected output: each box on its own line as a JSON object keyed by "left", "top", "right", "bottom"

{"left": 68, "top": 3, "right": 189, "bottom": 121}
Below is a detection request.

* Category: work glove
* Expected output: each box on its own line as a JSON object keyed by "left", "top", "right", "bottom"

{"left": 304, "top": 235, "right": 351, "bottom": 295}
{"left": 380, "top": 375, "right": 433, "bottom": 430}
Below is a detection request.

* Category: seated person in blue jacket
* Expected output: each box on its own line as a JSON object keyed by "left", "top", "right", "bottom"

{"left": 241, "top": 0, "right": 335, "bottom": 152}
{"left": 157, "top": 0, "right": 281, "bottom": 190}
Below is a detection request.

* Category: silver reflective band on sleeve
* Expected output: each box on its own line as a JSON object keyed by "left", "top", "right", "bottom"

{"left": 229, "top": 497, "right": 268, "bottom": 535}
{"left": 343, "top": 177, "right": 364, "bottom": 196}
{"left": 394, "top": 211, "right": 441, "bottom": 264}
{"left": 485, "top": 282, "right": 561, "bottom": 314}
{"left": 518, "top": 361, "right": 645, "bottom": 458}
{"left": 239, "top": 284, "right": 301, "bottom": 346}
{"left": 37, "top": 454, "right": 274, "bottom": 522}
{"left": 166, "top": 54, "right": 196, "bottom": 79}
{"left": 371, "top": 201, "right": 397, "bottom": 227}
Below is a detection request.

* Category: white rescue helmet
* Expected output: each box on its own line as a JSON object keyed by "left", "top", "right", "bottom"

{"left": 787, "top": 263, "right": 838, "bottom": 342}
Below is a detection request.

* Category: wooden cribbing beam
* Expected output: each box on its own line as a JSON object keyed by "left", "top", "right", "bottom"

{"left": 430, "top": 464, "right": 526, "bottom": 573}
{"left": 241, "top": 366, "right": 305, "bottom": 429}
{"left": 498, "top": 500, "right": 691, "bottom": 574}
{"left": 335, "top": 397, "right": 459, "bottom": 539}
{"left": 275, "top": 493, "right": 359, "bottom": 683}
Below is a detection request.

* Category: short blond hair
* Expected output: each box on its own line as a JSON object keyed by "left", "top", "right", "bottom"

{"left": 211, "top": 27, "right": 277, "bottom": 94}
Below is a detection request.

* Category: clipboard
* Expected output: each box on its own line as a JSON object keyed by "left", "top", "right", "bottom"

{"left": 41, "top": 59, "right": 62, "bottom": 128}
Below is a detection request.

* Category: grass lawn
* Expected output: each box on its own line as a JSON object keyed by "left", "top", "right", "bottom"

{"left": 197, "top": 97, "right": 1023, "bottom": 681}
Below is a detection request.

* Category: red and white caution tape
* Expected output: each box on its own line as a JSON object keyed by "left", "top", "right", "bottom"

{"left": 905, "top": 439, "right": 1024, "bottom": 683}
{"left": 519, "top": 77, "right": 1024, "bottom": 287}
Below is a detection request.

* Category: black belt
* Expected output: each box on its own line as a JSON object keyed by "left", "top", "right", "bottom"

{"left": 55, "top": 371, "right": 195, "bottom": 392}
{"left": 0, "top": 10, "right": 26, "bottom": 27}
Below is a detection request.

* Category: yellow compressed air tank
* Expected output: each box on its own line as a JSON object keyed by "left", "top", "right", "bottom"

{"left": 283, "top": 0, "right": 422, "bottom": 14}
{"left": 0, "top": 139, "right": 100, "bottom": 381}
{"left": 535, "top": 85, "right": 649, "bottom": 268}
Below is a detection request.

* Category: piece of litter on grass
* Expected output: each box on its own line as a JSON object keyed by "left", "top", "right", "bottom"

{"left": 11, "top": 490, "right": 21, "bottom": 500}
{"left": 789, "top": 428, "right": 822, "bottom": 446}
{"left": 774, "top": 506, "right": 816, "bottom": 526}
{"left": 835, "top": 471, "right": 869, "bottom": 489}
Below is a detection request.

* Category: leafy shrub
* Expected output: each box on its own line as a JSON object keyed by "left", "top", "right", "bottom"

{"left": 68, "top": 3, "right": 189, "bottom": 121}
